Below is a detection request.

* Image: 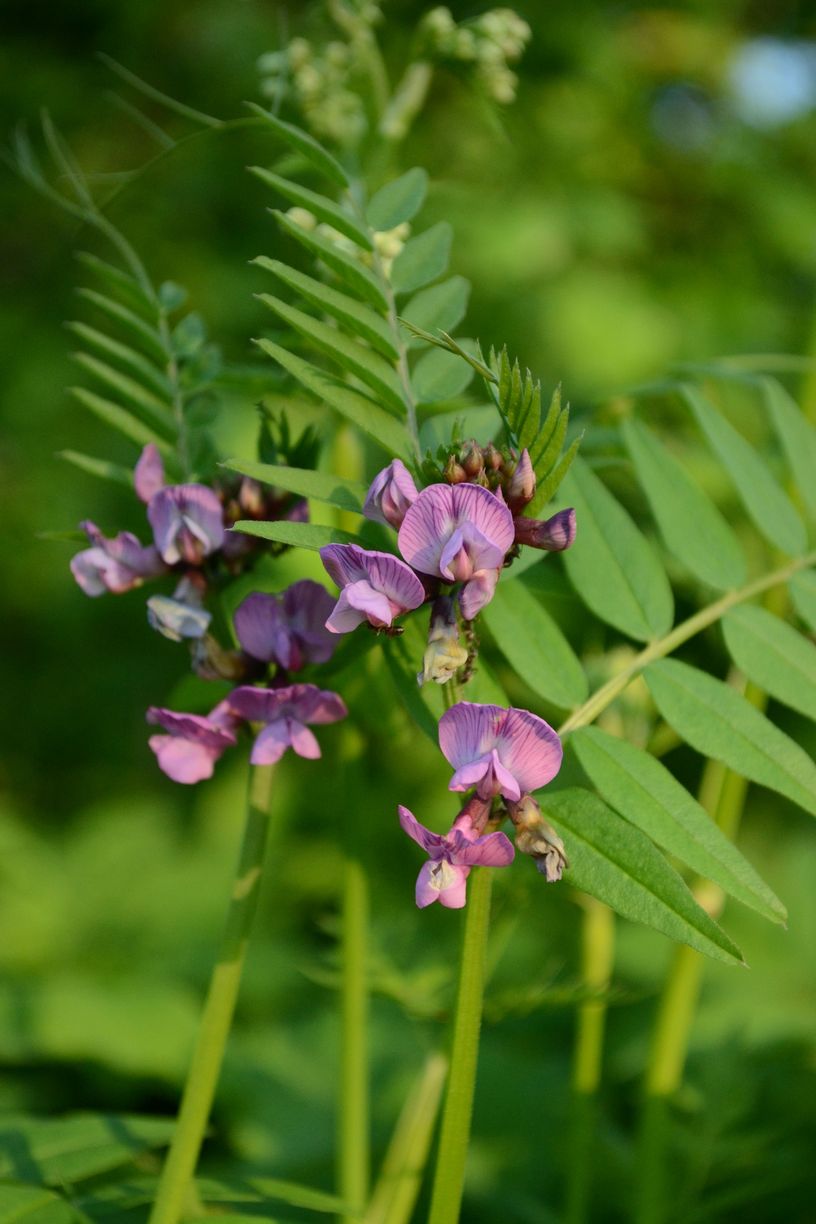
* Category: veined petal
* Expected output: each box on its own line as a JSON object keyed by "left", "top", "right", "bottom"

{"left": 134, "top": 443, "right": 165, "bottom": 503}
{"left": 398, "top": 804, "right": 449, "bottom": 855}
{"left": 363, "top": 459, "right": 419, "bottom": 529}
{"left": 497, "top": 707, "right": 563, "bottom": 793}
{"left": 459, "top": 568, "right": 500, "bottom": 619}
{"left": 326, "top": 589, "right": 369, "bottom": 634}
{"left": 342, "top": 579, "right": 397, "bottom": 627}
{"left": 234, "top": 592, "right": 286, "bottom": 662}
{"left": 398, "top": 483, "right": 514, "bottom": 578}
{"left": 449, "top": 828, "right": 515, "bottom": 867}
{"left": 438, "top": 702, "right": 506, "bottom": 769}
{"left": 448, "top": 755, "right": 492, "bottom": 793}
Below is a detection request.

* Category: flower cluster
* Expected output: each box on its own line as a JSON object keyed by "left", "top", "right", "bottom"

{"left": 420, "top": 7, "right": 532, "bottom": 105}
{"left": 399, "top": 701, "right": 567, "bottom": 907}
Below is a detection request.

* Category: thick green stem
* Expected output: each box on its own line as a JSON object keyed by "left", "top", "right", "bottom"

{"left": 427, "top": 868, "right": 493, "bottom": 1224}
{"left": 339, "top": 855, "right": 370, "bottom": 1223}
{"left": 148, "top": 765, "right": 275, "bottom": 1224}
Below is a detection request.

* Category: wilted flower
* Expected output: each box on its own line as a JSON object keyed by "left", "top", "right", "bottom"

{"left": 147, "top": 576, "right": 211, "bottom": 641}
{"left": 320, "top": 543, "right": 426, "bottom": 632}
{"left": 399, "top": 803, "right": 514, "bottom": 908}
{"left": 147, "top": 700, "right": 238, "bottom": 784}
{"left": 418, "top": 595, "right": 469, "bottom": 685}
{"left": 234, "top": 581, "right": 336, "bottom": 670}
{"left": 71, "top": 521, "right": 166, "bottom": 596}
{"left": 398, "top": 482, "right": 514, "bottom": 619}
{"left": 507, "top": 794, "right": 569, "bottom": 882}
{"left": 363, "top": 458, "right": 419, "bottom": 529}
{"left": 228, "top": 683, "right": 347, "bottom": 765}
{"left": 438, "top": 701, "right": 562, "bottom": 802}
{"left": 513, "top": 507, "right": 576, "bottom": 552}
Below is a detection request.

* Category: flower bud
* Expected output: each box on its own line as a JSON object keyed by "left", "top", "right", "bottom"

{"left": 417, "top": 596, "right": 469, "bottom": 685}
{"left": 363, "top": 458, "right": 419, "bottom": 529}
{"left": 191, "top": 634, "right": 256, "bottom": 682}
{"left": 513, "top": 507, "right": 576, "bottom": 552}
{"left": 482, "top": 442, "right": 504, "bottom": 472}
{"left": 504, "top": 448, "right": 535, "bottom": 512}
{"left": 506, "top": 794, "right": 568, "bottom": 882}
{"left": 461, "top": 441, "right": 484, "bottom": 478}
{"left": 443, "top": 456, "right": 468, "bottom": 484}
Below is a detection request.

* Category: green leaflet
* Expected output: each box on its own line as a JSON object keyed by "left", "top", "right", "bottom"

{"left": 0, "top": 1183, "right": 74, "bottom": 1224}
{"left": 761, "top": 376, "right": 816, "bottom": 520}
{"left": 254, "top": 338, "right": 410, "bottom": 458}
{"left": 681, "top": 384, "right": 806, "bottom": 556}
{"left": 789, "top": 568, "right": 816, "bottom": 632}
{"left": 0, "top": 1113, "right": 175, "bottom": 1185}
{"left": 58, "top": 449, "right": 133, "bottom": 487}
{"left": 539, "top": 788, "right": 744, "bottom": 965}
{"left": 76, "top": 250, "right": 156, "bottom": 316}
{"left": 258, "top": 295, "right": 403, "bottom": 412}
{"left": 69, "top": 386, "right": 175, "bottom": 451}
{"left": 253, "top": 258, "right": 398, "bottom": 359}
{"left": 482, "top": 579, "right": 588, "bottom": 708}
{"left": 76, "top": 288, "right": 167, "bottom": 363}
{"left": 382, "top": 610, "right": 442, "bottom": 742}
{"left": 722, "top": 604, "right": 816, "bottom": 722}
{"left": 250, "top": 166, "right": 372, "bottom": 250}
{"left": 570, "top": 726, "right": 786, "bottom": 924}
{"left": 401, "top": 277, "right": 470, "bottom": 346}
{"left": 273, "top": 210, "right": 389, "bottom": 312}
{"left": 391, "top": 221, "right": 452, "bottom": 294}
{"left": 366, "top": 167, "right": 428, "bottom": 231}
{"left": 222, "top": 458, "right": 367, "bottom": 513}
{"left": 231, "top": 520, "right": 361, "bottom": 550}
{"left": 197, "top": 1175, "right": 347, "bottom": 1214}
{"left": 411, "top": 345, "right": 475, "bottom": 403}
{"left": 459, "top": 656, "right": 509, "bottom": 706}
{"left": 246, "top": 103, "right": 350, "bottom": 187}
{"left": 66, "top": 321, "right": 172, "bottom": 398}
{"left": 71, "top": 351, "right": 174, "bottom": 430}
{"left": 645, "top": 658, "right": 816, "bottom": 819}
{"left": 621, "top": 416, "right": 746, "bottom": 590}
{"left": 560, "top": 457, "right": 674, "bottom": 641}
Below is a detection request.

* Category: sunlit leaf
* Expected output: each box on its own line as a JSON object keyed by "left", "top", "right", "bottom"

{"left": 789, "top": 569, "right": 816, "bottom": 632}
{"left": 401, "top": 277, "right": 470, "bottom": 347}
{"left": 761, "top": 376, "right": 816, "bottom": 521}
{"left": 722, "top": 604, "right": 816, "bottom": 722}
{"left": 273, "top": 211, "right": 389, "bottom": 312}
{"left": 0, "top": 1184, "right": 73, "bottom": 1224}
{"left": 366, "top": 167, "right": 428, "bottom": 232}
{"left": 391, "top": 222, "right": 452, "bottom": 295}
{"left": 231, "top": 520, "right": 361, "bottom": 550}
{"left": 222, "top": 458, "right": 367, "bottom": 513}
{"left": 482, "top": 579, "right": 588, "bottom": 708}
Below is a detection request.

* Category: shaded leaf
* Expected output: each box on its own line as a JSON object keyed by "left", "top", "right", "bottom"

{"left": 570, "top": 726, "right": 786, "bottom": 924}
{"left": 722, "top": 604, "right": 816, "bottom": 722}
{"left": 621, "top": 417, "right": 746, "bottom": 590}
{"left": 540, "top": 788, "right": 744, "bottom": 964}
{"left": 0, "top": 1184, "right": 74, "bottom": 1224}
{"left": 645, "top": 658, "right": 816, "bottom": 818}
{"left": 246, "top": 103, "right": 349, "bottom": 187}
{"left": 251, "top": 167, "right": 371, "bottom": 249}
{"left": 366, "top": 168, "right": 428, "bottom": 231}
{"left": 58, "top": 450, "right": 133, "bottom": 487}
{"left": 789, "top": 568, "right": 816, "bottom": 632}
{"left": 66, "top": 322, "right": 171, "bottom": 399}
{"left": 76, "top": 289, "right": 166, "bottom": 363}
{"left": 382, "top": 610, "right": 442, "bottom": 742}
{"left": 761, "top": 376, "right": 816, "bottom": 521}
{"left": 231, "top": 520, "right": 361, "bottom": 550}
{"left": 222, "top": 458, "right": 367, "bottom": 513}
{"left": 482, "top": 579, "right": 588, "bottom": 708}
{"left": 75, "top": 251, "right": 155, "bottom": 316}
{"left": 71, "top": 352, "right": 173, "bottom": 430}
{"left": 198, "top": 1174, "right": 346, "bottom": 1214}
{"left": 560, "top": 456, "right": 674, "bottom": 641}
{"left": 69, "top": 387, "right": 174, "bottom": 451}
{"left": 411, "top": 346, "right": 474, "bottom": 403}
{"left": 419, "top": 403, "right": 501, "bottom": 452}
{"left": 0, "top": 1114, "right": 175, "bottom": 1186}
{"left": 391, "top": 222, "right": 452, "bottom": 295}
{"left": 401, "top": 278, "right": 470, "bottom": 347}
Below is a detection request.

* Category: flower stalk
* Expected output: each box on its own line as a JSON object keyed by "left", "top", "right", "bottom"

{"left": 148, "top": 764, "right": 276, "bottom": 1224}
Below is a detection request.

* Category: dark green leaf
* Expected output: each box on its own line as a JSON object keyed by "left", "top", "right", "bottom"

{"left": 0, "top": 1184, "right": 74, "bottom": 1224}
{"left": 76, "top": 289, "right": 166, "bottom": 363}
{"left": 66, "top": 323, "right": 171, "bottom": 399}
{"left": 251, "top": 167, "right": 371, "bottom": 249}
{"left": 621, "top": 417, "right": 746, "bottom": 590}
{"left": 560, "top": 456, "right": 674, "bottom": 641}
{"left": 761, "top": 376, "right": 816, "bottom": 520}
{"left": 682, "top": 384, "right": 806, "bottom": 556}
{"left": 401, "top": 278, "right": 470, "bottom": 347}
{"left": 231, "top": 520, "right": 361, "bottom": 550}
{"left": 645, "top": 658, "right": 816, "bottom": 818}
{"left": 0, "top": 1114, "right": 175, "bottom": 1186}
{"left": 391, "top": 222, "right": 452, "bottom": 294}
{"left": 382, "top": 610, "right": 443, "bottom": 742}
{"left": 366, "top": 168, "right": 428, "bottom": 231}
{"left": 158, "top": 280, "right": 187, "bottom": 311}
{"left": 254, "top": 338, "right": 409, "bottom": 458}
{"left": 75, "top": 251, "right": 155, "bottom": 316}
{"left": 273, "top": 211, "right": 389, "bottom": 312}
{"left": 222, "top": 458, "right": 367, "bottom": 513}
{"left": 482, "top": 579, "right": 588, "bottom": 708}
{"left": 253, "top": 258, "right": 398, "bottom": 359}
{"left": 570, "top": 726, "right": 786, "bottom": 923}
{"left": 410, "top": 346, "right": 474, "bottom": 403}
{"left": 246, "top": 103, "right": 349, "bottom": 187}
{"left": 540, "top": 788, "right": 744, "bottom": 964}
{"left": 58, "top": 450, "right": 133, "bottom": 487}
{"left": 722, "top": 604, "right": 816, "bottom": 722}
{"left": 69, "top": 387, "right": 174, "bottom": 451}
{"left": 198, "top": 1174, "right": 346, "bottom": 1214}
{"left": 71, "top": 352, "right": 173, "bottom": 430}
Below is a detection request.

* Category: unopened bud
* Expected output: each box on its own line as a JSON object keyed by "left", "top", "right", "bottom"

{"left": 513, "top": 507, "right": 576, "bottom": 552}
{"left": 443, "top": 455, "right": 468, "bottom": 483}
{"left": 418, "top": 595, "right": 469, "bottom": 685}
{"left": 238, "top": 477, "right": 265, "bottom": 517}
{"left": 461, "top": 441, "right": 484, "bottom": 478}
{"left": 286, "top": 206, "right": 317, "bottom": 231}
{"left": 482, "top": 442, "right": 503, "bottom": 472}
{"left": 507, "top": 794, "right": 568, "bottom": 882}
{"left": 504, "top": 448, "right": 535, "bottom": 512}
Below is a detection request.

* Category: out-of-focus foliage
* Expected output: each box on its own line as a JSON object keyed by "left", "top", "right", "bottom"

{"left": 2, "top": 2, "right": 816, "bottom": 1222}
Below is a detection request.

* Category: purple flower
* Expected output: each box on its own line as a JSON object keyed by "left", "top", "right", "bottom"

{"left": 505, "top": 448, "right": 535, "bottom": 513}
{"left": 320, "top": 543, "right": 426, "bottom": 633}
{"left": 363, "top": 459, "right": 419, "bottom": 529}
{"left": 513, "top": 507, "right": 576, "bottom": 552}
{"left": 71, "top": 521, "right": 166, "bottom": 596}
{"left": 438, "top": 701, "right": 563, "bottom": 803}
{"left": 397, "top": 483, "right": 514, "bottom": 618}
{"left": 234, "top": 581, "right": 336, "bottom": 670}
{"left": 228, "top": 683, "right": 347, "bottom": 765}
{"left": 134, "top": 443, "right": 166, "bottom": 503}
{"left": 146, "top": 700, "right": 238, "bottom": 784}
{"left": 148, "top": 484, "right": 225, "bottom": 565}
{"left": 399, "top": 805, "right": 515, "bottom": 908}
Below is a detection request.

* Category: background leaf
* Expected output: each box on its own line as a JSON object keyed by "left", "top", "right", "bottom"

{"left": 401, "top": 277, "right": 470, "bottom": 345}
{"left": 761, "top": 376, "right": 816, "bottom": 521}
{"left": 391, "top": 222, "right": 452, "bottom": 294}
{"left": 366, "top": 167, "right": 428, "bottom": 231}
{"left": 231, "top": 521, "right": 361, "bottom": 551}
{"left": 481, "top": 579, "right": 588, "bottom": 708}
{"left": 722, "top": 604, "right": 816, "bottom": 722}
{"left": 789, "top": 569, "right": 816, "bottom": 632}
{"left": 222, "top": 459, "right": 367, "bottom": 514}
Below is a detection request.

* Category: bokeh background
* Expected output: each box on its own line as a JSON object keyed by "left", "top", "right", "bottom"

{"left": 2, "top": 2, "right": 816, "bottom": 1221}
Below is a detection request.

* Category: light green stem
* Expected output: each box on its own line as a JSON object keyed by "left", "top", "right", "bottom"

{"left": 339, "top": 854, "right": 370, "bottom": 1223}
{"left": 427, "top": 868, "right": 493, "bottom": 1224}
{"left": 148, "top": 765, "right": 275, "bottom": 1224}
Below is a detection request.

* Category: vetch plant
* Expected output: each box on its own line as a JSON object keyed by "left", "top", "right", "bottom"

{"left": 12, "top": 7, "right": 816, "bottom": 1224}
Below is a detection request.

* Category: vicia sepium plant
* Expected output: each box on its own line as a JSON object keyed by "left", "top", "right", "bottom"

{"left": 14, "top": 5, "right": 816, "bottom": 1224}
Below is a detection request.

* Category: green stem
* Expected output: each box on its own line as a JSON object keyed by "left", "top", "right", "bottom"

{"left": 339, "top": 854, "right": 370, "bottom": 1223}
{"left": 558, "top": 549, "right": 816, "bottom": 738}
{"left": 427, "top": 868, "right": 493, "bottom": 1224}
{"left": 148, "top": 765, "right": 275, "bottom": 1224}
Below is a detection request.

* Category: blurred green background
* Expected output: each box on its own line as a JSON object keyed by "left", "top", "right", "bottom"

{"left": 2, "top": 2, "right": 816, "bottom": 1221}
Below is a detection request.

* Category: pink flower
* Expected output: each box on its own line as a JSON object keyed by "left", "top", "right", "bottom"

{"left": 146, "top": 700, "right": 238, "bottom": 784}
{"left": 148, "top": 483, "right": 225, "bottom": 565}
{"left": 397, "top": 483, "right": 514, "bottom": 618}
{"left": 399, "top": 805, "right": 515, "bottom": 908}
{"left": 363, "top": 459, "right": 419, "bottom": 529}
{"left": 233, "top": 581, "right": 337, "bottom": 670}
{"left": 71, "top": 521, "right": 166, "bottom": 596}
{"left": 320, "top": 543, "right": 426, "bottom": 632}
{"left": 134, "top": 443, "right": 166, "bottom": 503}
{"left": 438, "top": 701, "right": 562, "bottom": 803}
{"left": 505, "top": 448, "right": 535, "bottom": 513}
{"left": 227, "top": 683, "right": 347, "bottom": 765}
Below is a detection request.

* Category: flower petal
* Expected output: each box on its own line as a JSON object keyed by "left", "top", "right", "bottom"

{"left": 148, "top": 734, "right": 219, "bottom": 783}
{"left": 363, "top": 459, "right": 419, "bottom": 529}
{"left": 398, "top": 483, "right": 514, "bottom": 578}
{"left": 234, "top": 592, "right": 287, "bottom": 662}
{"left": 250, "top": 719, "right": 291, "bottom": 765}
{"left": 288, "top": 719, "right": 321, "bottom": 759}
{"left": 398, "top": 805, "right": 448, "bottom": 854}
{"left": 450, "top": 829, "right": 516, "bottom": 867}
{"left": 497, "top": 708, "right": 563, "bottom": 793}
{"left": 438, "top": 702, "right": 506, "bottom": 769}
{"left": 134, "top": 443, "right": 165, "bottom": 503}
{"left": 458, "top": 568, "right": 500, "bottom": 619}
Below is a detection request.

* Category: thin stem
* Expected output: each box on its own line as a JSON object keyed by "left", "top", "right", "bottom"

{"left": 148, "top": 764, "right": 275, "bottom": 1224}
{"left": 339, "top": 855, "right": 370, "bottom": 1224}
{"left": 558, "top": 549, "right": 816, "bottom": 738}
{"left": 427, "top": 868, "right": 493, "bottom": 1224}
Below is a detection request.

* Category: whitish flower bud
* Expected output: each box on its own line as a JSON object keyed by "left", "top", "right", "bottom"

{"left": 418, "top": 596, "right": 469, "bottom": 685}
{"left": 287, "top": 206, "right": 317, "bottom": 231}
{"left": 288, "top": 38, "right": 312, "bottom": 69}
{"left": 507, "top": 794, "right": 568, "bottom": 882}
{"left": 422, "top": 6, "right": 456, "bottom": 41}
